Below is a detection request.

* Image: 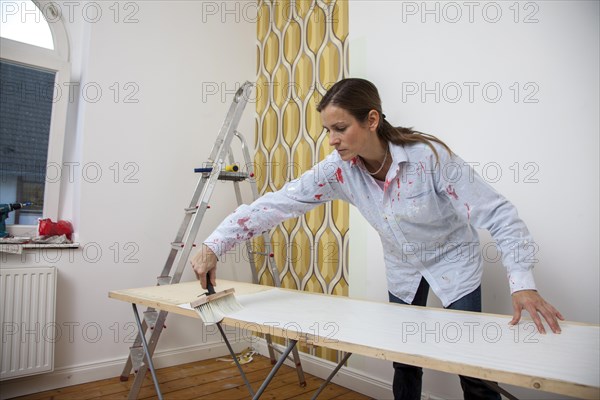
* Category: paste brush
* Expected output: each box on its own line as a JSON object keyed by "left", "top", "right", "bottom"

{"left": 190, "top": 273, "right": 243, "bottom": 325}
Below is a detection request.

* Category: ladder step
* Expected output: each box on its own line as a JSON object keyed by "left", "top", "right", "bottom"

{"left": 200, "top": 171, "right": 250, "bottom": 182}
{"left": 250, "top": 251, "right": 274, "bottom": 257}
{"left": 185, "top": 205, "right": 210, "bottom": 214}
{"left": 171, "top": 242, "right": 197, "bottom": 250}
{"left": 157, "top": 276, "right": 172, "bottom": 285}
{"left": 144, "top": 310, "right": 158, "bottom": 329}
{"left": 129, "top": 346, "right": 145, "bottom": 372}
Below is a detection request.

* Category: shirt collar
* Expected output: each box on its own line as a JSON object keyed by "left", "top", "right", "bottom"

{"left": 349, "top": 142, "right": 408, "bottom": 176}
{"left": 388, "top": 142, "right": 409, "bottom": 165}
{"left": 385, "top": 142, "right": 408, "bottom": 181}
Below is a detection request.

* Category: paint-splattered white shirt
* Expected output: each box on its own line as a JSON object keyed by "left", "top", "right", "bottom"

{"left": 205, "top": 142, "right": 537, "bottom": 307}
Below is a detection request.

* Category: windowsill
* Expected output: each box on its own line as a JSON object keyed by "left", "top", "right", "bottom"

{"left": 2, "top": 225, "right": 78, "bottom": 255}
{"left": 0, "top": 242, "right": 80, "bottom": 255}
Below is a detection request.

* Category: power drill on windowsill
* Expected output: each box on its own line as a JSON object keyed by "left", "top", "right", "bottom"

{"left": 0, "top": 203, "right": 33, "bottom": 238}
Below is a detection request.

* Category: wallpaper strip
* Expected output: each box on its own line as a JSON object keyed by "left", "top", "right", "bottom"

{"left": 255, "top": 0, "right": 349, "bottom": 361}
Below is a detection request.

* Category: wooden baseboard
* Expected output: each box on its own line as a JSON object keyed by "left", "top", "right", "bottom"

{"left": 0, "top": 340, "right": 247, "bottom": 399}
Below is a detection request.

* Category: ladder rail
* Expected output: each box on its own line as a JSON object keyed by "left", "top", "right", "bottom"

{"left": 234, "top": 131, "right": 282, "bottom": 287}
{"left": 120, "top": 83, "right": 252, "bottom": 383}
{"left": 127, "top": 310, "right": 169, "bottom": 398}
{"left": 228, "top": 149, "right": 260, "bottom": 285}
{"left": 232, "top": 132, "right": 302, "bottom": 383}
{"left": 171, "top": 83, "right": 253, "bottom": 285}
{"left": 205, "top": 82, "right": 253, "bottom": 168}
{"left": 156, "top": 83, "right": 252, "bottom": 282}
{"left": 120, "top": 81, "right": 306, "bottom": 397}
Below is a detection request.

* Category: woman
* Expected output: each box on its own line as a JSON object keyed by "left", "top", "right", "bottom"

{"left": 191, "top": 78, "right": 563, "bottom": 400}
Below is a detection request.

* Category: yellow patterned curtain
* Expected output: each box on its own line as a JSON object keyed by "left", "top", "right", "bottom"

{"left": 255, "top": 0, "right": 349, "bottom": 360}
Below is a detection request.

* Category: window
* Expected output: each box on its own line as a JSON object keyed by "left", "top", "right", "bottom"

{"left": 0, "top": 61, "right": 54, "bottom": 224}
{"left": 0, "top": 0, "right": 70, "bottom": 232}
{"left": 0, "top": 0, "right": 54, "bottom": 49}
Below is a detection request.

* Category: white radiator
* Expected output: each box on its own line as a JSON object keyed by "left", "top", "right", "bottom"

{"left": 0, "top": 267, "right": 57, "bottom": 380}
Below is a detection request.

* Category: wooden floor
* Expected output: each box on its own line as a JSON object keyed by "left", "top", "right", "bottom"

{"left": 11, "top": 354, "right": 374, "bottom": 399}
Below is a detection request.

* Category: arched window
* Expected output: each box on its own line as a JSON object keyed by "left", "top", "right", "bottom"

{"left": 0, "top": 0, "right": 70, "bottom": 234}
{"left": 0, "top": 0, "right": 54, "bottom": 49}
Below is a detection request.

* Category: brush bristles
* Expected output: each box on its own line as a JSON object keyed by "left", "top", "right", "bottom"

{"left": 191, "top": 292, "right": 243, "bottom": 325}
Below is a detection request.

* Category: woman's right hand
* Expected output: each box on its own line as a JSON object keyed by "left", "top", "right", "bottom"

{"left": 190, "top": 244, "right": 218, "bottom": 289}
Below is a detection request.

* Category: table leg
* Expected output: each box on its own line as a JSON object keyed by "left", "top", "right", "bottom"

{"left": 132, "top": 303, "right": 163, "bottom": 400}
{"left": 482, "top": 380, "right": 520, "bottom": 400}
{"left": 311, "top": 352, "right": 352, "bottom": 400}
{"left": 252, "top": 339, "right": 298, "bottom": 399}
{"left": 216, "top": 322, "right": 255, "bottom": 396}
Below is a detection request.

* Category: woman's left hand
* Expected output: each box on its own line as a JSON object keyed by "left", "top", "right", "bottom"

{"left": 510, "top": 290, "right": 564, "bottom": 334}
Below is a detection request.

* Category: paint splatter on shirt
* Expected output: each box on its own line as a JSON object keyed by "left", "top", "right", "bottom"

{"left": 446, "top": 185, "right": 459, "bottom": 200}
{"left": 205, "top": 142, "right": 536, "bottom": 306}
{"left": 335, "top": 167, "right": 344, "bottom": 184}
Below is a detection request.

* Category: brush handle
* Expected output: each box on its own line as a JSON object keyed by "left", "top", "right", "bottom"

{"left": 206, "top": 272, "right": 216, "bottom": 295}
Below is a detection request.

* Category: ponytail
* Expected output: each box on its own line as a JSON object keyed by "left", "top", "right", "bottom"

{"left": 378, "top": 118, "right": 453, "bottom": 162}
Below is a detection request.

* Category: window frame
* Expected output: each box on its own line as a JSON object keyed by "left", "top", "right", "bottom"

{"left": 1, "top": 0, "right": 71, "bottom": 235}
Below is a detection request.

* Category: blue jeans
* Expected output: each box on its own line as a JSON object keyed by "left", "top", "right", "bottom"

{"left": 388, "top": 278, "right": 501, "bottom": 400}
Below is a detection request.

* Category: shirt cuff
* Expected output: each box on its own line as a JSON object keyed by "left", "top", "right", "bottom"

{"left": 508, "top": 269, "right": 537, "bottom": 294}
{"left": 203, "top": 235, "right": 225, "bottom": 260}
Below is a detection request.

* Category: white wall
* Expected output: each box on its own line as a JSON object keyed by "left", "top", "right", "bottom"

{"left": 348, "top": 1, "right": 599, "bottom": 399}
{"left": 1, "top": 1, "right": 256, "bottom": 397}
{"left": 2, "top": 2, "right": 597, "bottom": 399}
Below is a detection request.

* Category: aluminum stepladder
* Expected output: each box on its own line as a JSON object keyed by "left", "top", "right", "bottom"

{"left": 120, "top": 81, "right": 306, "bottom": 399}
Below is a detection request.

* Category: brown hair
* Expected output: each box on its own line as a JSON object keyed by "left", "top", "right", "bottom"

{"left": 317, "top": 78, "right": 452, "bottom": 161}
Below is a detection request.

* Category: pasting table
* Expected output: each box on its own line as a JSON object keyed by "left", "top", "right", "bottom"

{"left": 109, "top": 280, "right": 599, "bottom": 399}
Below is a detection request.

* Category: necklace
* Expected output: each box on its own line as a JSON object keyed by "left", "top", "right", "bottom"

{"left": 365, "top": 149, "right": 389, "bottom": 176}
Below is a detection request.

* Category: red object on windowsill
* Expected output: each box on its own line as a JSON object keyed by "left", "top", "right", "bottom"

{"left": 38, "top": 219, "right": 73, "bottom": 241}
